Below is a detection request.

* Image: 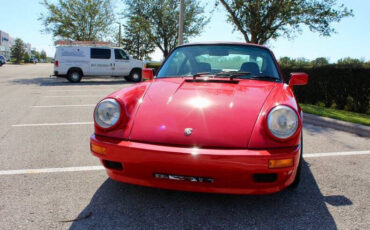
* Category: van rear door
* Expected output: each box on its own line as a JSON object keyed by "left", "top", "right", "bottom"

{"left": 90, "top": 48, "right": 113, "bottom": 76}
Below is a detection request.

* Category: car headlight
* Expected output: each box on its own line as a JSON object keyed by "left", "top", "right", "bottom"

{"left": 94, "top": 99, "right": 121, "bottom": 128}
{"left": 267, "top": 105, "right": 298, "bottom": 139}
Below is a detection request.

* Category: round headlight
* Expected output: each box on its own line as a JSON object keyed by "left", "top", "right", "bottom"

{"left": 267, "top": 105, "right": 298, "bottom": 139}
{"left": 94, "top": 99, "right": 121, "bottom": 128}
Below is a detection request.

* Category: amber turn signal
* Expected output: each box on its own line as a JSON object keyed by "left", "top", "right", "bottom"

{"left": 91, "top": 143, "right": 107, "bottom": 155}
{"left": 269, "top": 158, "right": 294, "bottom": 169}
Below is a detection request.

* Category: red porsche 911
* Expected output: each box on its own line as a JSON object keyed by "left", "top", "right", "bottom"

{"left": 90, "top": 42, "right": 308, "bottom": 194}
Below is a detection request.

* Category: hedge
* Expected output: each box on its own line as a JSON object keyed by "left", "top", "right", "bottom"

{"left": 281, "top": 66, "right": 370, "bottom": 114}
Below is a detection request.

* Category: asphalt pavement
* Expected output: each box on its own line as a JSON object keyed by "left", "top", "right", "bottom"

{"left": 0, "top": 64, "right": 369, "bottom": 230}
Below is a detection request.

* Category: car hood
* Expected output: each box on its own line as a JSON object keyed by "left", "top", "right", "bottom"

{"left": 129, "top": 78, "right": 277, "bottom": 148}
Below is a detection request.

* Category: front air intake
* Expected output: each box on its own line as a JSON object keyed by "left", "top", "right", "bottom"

{"left": 253, "top": 173, "right": 277, "bottom": 183}
{"left": 102, "top": 160, "right": 123, "bottom": 170}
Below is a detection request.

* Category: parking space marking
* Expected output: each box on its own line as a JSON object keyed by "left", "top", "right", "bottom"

{"left": 46, "top": 89, "right": 114, "bottom": 92}
{"left": 0, "top": 150, "right": 369, "bottom": 176}
{"left": 43, "top": 95, "right": 106, "bottom": 98}
{"left": 31, "top": 104, "right": 95, "bottom": 108}
{"left": 0, "top": 166, "right": 104, "bottom": 175}
{"left": 12, "top": 122, "right": 93, "bottom": 127}
{"left": 304, "top": 150, "right": 370, "bottom": 158}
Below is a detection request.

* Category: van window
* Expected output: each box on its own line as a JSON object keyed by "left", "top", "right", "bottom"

{"left": 115, "top": 49, "right": 129, "bottom": 60}
{"left": 91, "top": 48, "right": 111, "bottom": 59}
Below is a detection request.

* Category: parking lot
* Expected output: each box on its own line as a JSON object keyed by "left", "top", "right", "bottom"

{"left": 0, "top": 63, "right": 369, "bottom": 230}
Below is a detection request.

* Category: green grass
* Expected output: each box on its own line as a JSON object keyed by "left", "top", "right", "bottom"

{"left": 300, "top": 104, "right": 370, "bottom": 126}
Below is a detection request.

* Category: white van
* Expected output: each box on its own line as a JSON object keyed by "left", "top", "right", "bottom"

{"left": 53, "top": 46, "right": 144, "bottom": 83}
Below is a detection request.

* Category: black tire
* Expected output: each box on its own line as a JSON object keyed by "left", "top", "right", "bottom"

{"left": 289, "top": 134, "right": 303, "bottom": 188}
{"left": 126, "top": 69, "right": 142, "bottom": 82}
{"left": 67, "top": 69, "right": 82, "bottom": 83}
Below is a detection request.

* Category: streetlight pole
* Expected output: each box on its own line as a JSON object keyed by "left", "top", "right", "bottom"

{"left": 178, "top": 0, "right": 185, "bottom": 46}
{"left": 118, "top": 23, "right": 121, "bottom": 47}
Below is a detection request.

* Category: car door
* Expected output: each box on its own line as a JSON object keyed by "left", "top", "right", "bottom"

{"left": 90, "top": 48, "right": 113, "bottom": 76}
{"left": 113, "top": 49, "right": 130, "bottom": 76}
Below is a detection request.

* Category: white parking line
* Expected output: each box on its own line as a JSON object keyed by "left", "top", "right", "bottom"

{"left": 46, "top": 89, "right": 113, "bottom": 92}
{"left": 12, "top": 122, "right": 93, "bottom": 127}
{"left": 0, "top": 150, "right": 369, "bottom": 176}
{"left": 0, "top": 166, "right": 104, "bottom": 175}
{"left": 304, "top": 150, "right": 370, "bottom": 158}
{"left": 31, "top": 104, "right": 95, "bottom": 108}
{"left": 43, "top": 95, "right": 106, "bottom": 98}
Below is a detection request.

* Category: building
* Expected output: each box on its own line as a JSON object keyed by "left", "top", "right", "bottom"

{"left": 0, "top": 29, "right": 31, "bottom": 60}
{"left": 0, "top": 30, "right": 15, "bottom": 59}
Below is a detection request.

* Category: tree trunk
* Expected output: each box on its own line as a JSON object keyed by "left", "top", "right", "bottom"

{"left": 219, "top": 0, "right": 250, "bottom": 43}
{"left": 251, "top": 34, "right": 258, "bottom": 44}
{"left": 163, "top": 50, "right": 169, "bottom": 58}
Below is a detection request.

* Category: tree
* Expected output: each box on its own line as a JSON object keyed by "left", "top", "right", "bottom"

{"left": 218, "top": 0, "right": 353, "bottom": 44}
{"left": 278, "top": 56, "right": 310, "bottom": 68}
{"left": 295, "top": 57, "right": 310, "bottom": 67}
{"left": 10, "top": 38, "right": 26, "bottom": 64}
{"left": 364, "top": 61, "right": 370, "bottom": 69}
{"left": 311, "top": 57, "right": 329, "bottom": 66}
{"left": 120, "top": 17, "right": 156, "bottom": 60}
{"left": 279, "top": 57, "right": 295, "bottom": 67}
{"left": 337, "top": 57, "right": 364, "bottom": 66}
{"left": 40, "top": 50, "right": 47, "bottom": 60}
{"left": 39, "top": 0, "right": 115, "bottom": 41}
{"left": 31, "top": 49, "right": 41, "bottom": 60}
{"left": 123, "top": 0, "right": 209, "bottom": 57}
{"left": 23, "top": 52, "right": 30, "bottom": 63}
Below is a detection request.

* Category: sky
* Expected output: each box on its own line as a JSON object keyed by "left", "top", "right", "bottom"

{"left": 0, "top": 0, "right": 369, "bottom": 62}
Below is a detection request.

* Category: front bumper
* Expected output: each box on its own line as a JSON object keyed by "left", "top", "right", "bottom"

{"left": 90, "top": 134, "right": 301, "bottom": 194}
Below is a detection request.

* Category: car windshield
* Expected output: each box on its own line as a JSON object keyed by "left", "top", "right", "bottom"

{"left": 157, "top": 45, "right": 281, "bottom": 80}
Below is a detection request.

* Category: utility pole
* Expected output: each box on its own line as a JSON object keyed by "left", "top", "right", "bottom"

{"left": 118, "top": 23, "right": 121, "bottom": 47}
{"left": 178, "top": 0, "right": 185, "bottom": 46}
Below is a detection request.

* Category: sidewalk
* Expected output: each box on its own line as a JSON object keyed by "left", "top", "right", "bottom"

{"left": 303, "top": 113, "right": 370, "bottom": 137}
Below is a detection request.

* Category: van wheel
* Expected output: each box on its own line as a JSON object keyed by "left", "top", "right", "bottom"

{"left": 67, "top": 70, "right": 82, "bottom": 83}
{"left": 126, "top": 69, "right": 142, "bottom": 82}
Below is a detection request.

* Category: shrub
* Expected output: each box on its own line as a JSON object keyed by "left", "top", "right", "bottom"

{"left": 282, "top": 66, "right": 370, "bottom": 114}
{"left": 23, "top": 52, "right": 30, "bottom": 63}
{"left": 146, "top": 62, "right": 162, "bottom": 74}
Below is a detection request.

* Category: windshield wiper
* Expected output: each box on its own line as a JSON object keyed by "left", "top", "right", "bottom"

{"left": 215, "top": 71, "right": 251, "bottom": 80}
{"left": 249, "top": 75, "right": 280, "bottom": 82}
{"left": 192, "top": 72, "right": 210, "bottom": 80}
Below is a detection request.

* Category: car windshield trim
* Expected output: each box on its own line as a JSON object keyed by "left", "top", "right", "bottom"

{"left": 156, "top": 44, "right": 282, "bottom": 81}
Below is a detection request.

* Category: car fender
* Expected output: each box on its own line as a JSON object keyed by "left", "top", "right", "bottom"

{"left": 248, "top": 83, "right": 302, "bottom": 149}
{"left": 94, "top": 81, "right": 153, "bottom": 139}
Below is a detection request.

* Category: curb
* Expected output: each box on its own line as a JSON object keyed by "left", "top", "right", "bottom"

{"left": 303, "top": 113, "right": 370, "bottom": 137}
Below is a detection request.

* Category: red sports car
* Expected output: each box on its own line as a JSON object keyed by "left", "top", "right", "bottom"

{"left": 90, "top": 42, "right": 308, "bottom": 194}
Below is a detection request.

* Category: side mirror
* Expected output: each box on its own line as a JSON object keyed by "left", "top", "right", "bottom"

{"left": 289, "top": 73, "right": 308, "bottom": 88}
{"left": 142, "top": 68, "right": 154, "bottom": 80}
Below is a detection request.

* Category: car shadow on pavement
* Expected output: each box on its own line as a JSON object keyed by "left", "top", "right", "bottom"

{"left": 303, "top": 123, "right": 334, "bottom": 135}
{"left": 11, "top": 77, "right": 132, "bottom": 86}
{"left": 69, "top": 161, "right": 345, "bottom": 230}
